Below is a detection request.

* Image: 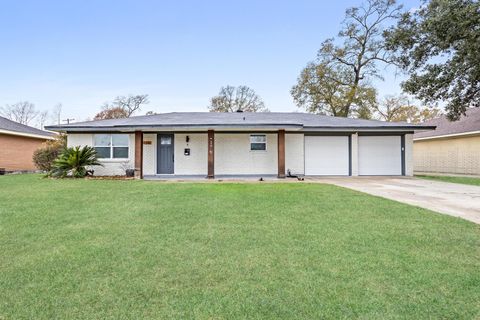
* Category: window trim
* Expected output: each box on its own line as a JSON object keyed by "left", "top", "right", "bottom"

{"left": 93, "top": 134, "right": 129, "bottom": 160}
{"left": 250, "top": 134, "right": 267, "bottom": 151}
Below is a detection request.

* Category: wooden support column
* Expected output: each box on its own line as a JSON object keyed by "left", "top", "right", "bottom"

{"left": 134, "top": 131, "right": 143, "bottom": 179}
{"left": 207, "top": 130, "right": 214, "bottom": 178}
{"left": 278, "top": 129, "right": 285, "bottom": 178}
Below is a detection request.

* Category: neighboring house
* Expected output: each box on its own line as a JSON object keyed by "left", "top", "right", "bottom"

{"left": 0, "top": 116, "right": 56, "bottom": 172}
{"left": 45, "top": 112, "right": 434, "bottom": 178}
{"left": 414, "top": 107, "right": 480, "bottom": 175}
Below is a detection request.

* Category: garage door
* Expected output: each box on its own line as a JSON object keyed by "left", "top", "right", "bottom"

{"left": 305, "top": 136, "right": 349, "bottom": 175}
{"left": 358, "top": 136, "right": 402, "bottom": 175}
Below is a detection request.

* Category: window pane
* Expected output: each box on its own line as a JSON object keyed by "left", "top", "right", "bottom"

{"left": 95, "top": 147, "right": 110, "bottom": 158}
{"left": 94, "top": 134, "right": 111, "bottom": 147}
{"left": 251, "top": 143, "right": 266, "bottom": 151}
{"left": 160, "top": 136, "right": 172, "bottom": 145}
{"left": 112, "top": 134, "right": 128, "bottom": 146}
{"left": 113, "top": 147, "right": 129, "bottom": 158}
{"left": 250, "top": 135, "right": 266, "bottom": 143}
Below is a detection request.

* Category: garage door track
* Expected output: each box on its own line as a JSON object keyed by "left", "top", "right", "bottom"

{"left": 316, "top": 177, "right": 480, "bottom": 224}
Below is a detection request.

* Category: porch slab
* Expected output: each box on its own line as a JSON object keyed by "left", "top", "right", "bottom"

{"left": 144, "top": 175, "right": 206, "bottom": 181}
{"left": 143, "top": 174, "right": 285, "bottom": 182}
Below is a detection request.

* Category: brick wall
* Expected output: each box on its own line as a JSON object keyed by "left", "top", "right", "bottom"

{"left": 413, "top": 135, "right": 480, "bottom": 175}
{"left": 0, "top": 133, "right": 49, "bottom": 171}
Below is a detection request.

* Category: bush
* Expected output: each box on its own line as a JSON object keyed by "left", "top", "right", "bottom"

{"left": 50, "top": 146, "right": 102, "bottom": 178}
{"left": 33, "top": 134, "right": 67, "bottom": 171}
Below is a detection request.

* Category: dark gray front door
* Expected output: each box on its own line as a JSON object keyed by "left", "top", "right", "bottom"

{"left": 157, "top": 134, "right": 174, "bottom": 174}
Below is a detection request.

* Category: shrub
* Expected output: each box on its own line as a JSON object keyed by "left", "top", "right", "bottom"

{"left": 50, "top": 146, "right": 102, "bottom": 178}
{"left": 33, "top": 134, "right": 67, "bottom": 171}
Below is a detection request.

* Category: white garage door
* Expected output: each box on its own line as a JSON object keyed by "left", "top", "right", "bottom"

{"left": 305, "top": 136, "right": 349, "bottom": 175}
{"left": 358, "top": 136, "right": 402, "bottom": 175}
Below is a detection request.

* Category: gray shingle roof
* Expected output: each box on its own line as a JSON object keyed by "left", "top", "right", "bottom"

{"left": 414, "top": 108, "right": 480, "bottom": 139}
{"left": 0, "top": 116, "right": 55, "bottom": 138}
{"left": 45, "top": 112, "right": 435, "bottom": 132}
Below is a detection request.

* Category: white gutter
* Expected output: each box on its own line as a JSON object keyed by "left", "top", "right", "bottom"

{"left": 414, "top": 130, "right": 480, "bottom": 141}
{"left": 0, "top": 129, "right": 56, "bottom": 140}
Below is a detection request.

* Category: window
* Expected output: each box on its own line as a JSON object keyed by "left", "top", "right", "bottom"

{"left": 250, "top": 134, "right": 266, "bottom": 151}
{"left": 94, "top": 134, "right": 129, "bottom": 159}
{"left": 160, "top": 136, "right": 172, "bottom": 145}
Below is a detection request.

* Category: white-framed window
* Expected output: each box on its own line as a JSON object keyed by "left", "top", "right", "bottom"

{"left": 94, "top": 134, "right": 129, "bottom": 159}
{"left": 250, "top": 134, "right": 267, "bottom": 151}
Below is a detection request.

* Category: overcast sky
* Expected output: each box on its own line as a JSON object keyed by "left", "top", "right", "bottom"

{"left": 0, "top": 0, "right": 420, "bottom": 124}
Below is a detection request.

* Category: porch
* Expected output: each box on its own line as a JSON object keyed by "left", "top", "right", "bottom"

{"left": 135, "top": 130, "right": 288, "bottom": 179}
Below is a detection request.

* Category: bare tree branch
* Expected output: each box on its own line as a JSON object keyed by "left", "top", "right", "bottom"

{"left": 208, "top": 85, "right": 268, "bottom": 112}
{"left": 0, "top": 101, "right": 39, "bottom": 126}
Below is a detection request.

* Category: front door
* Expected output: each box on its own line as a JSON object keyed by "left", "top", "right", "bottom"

{"left": 157, "top": 134, "right": 174, "bottom": 174}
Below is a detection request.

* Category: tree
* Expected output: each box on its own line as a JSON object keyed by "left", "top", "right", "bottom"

{"left": 33, "top": 134, "right": 67, "bottom": 172}
{"left": 292, "top": 0, "right": 401, "bottom": 117}
{"left": 0, "top": 101, "right": 39, "bottom": 125}
{"left": 94, "top": 106, "right": 130, "bottom": 120}
{"left": 417, "top": 107, "right": 442, "bottom": 123}
{"left": 384, "top": 0, "right": 480, "bottom": 120}
{"left": 113, "top": 94, "right": 149, "bottom": 116}
{"left": 51, "top": 103, "right": 62, "bottom": 125}
{"left": 291, "top": 62, "right": 377, "bottom": 118}
{"left": 94, "top": 94, "right": 149, "bottom": 120}
{"left": 208, "top": 85, "right": 268, "bottom": 112}
{"left": 37, "top": 111, "right": 48, "bottom": 129}
{"left": 374, "top": 95, "right": 442, "bottom": 123}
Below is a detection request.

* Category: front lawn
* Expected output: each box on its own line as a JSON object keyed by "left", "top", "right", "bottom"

{"left": 1, "top": 175, "right": 479, "bottom": 319}
{"left": 417, "top": 174, "right": 480, "bottom": 186}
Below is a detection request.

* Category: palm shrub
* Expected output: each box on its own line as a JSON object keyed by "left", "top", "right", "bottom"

{"left": 50, "top": 146, "right": 102, "bottom": 178}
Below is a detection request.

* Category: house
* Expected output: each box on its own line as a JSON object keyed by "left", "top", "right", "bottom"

{"left": 413, "top": 107, "right": 480, "bottom": 176}
{"left": 45, "top": 112, "right": 435, "bottom": 178}
{"left": 0, "top": 116, "right": 56, "bottom": 172}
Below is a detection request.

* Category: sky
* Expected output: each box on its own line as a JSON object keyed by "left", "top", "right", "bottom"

{"left": 0, "top": 0, "right": 421, "bottom": 125}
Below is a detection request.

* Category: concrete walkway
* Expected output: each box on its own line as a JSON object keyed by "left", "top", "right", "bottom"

{"left": 314, "top": 177, "right": 480, "bottom": 224}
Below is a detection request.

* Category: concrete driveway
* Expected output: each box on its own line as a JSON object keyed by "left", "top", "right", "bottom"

{"left": 314, "top": 177, "right": 480, "bottom": 224}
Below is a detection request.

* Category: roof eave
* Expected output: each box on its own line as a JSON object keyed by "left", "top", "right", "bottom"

{"left": 0, "top": 129, "right": 56, "bottom": 140}
{"left": 302, "top": 125, "right": 436, "bottom": 131}
{"left": 45, "top": 123, "right": 305, "bottom": 132}
{"left": 414, "top": 130, "right": 480, "bottom": 141}
{"left": 45, "top": 124, "right": 436, "bottom": 133}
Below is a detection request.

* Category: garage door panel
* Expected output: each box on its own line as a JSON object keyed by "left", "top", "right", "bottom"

{"left": 358, "top": 136, "right": 402, "bottom": 175}
{"left": 305, "top": 136, "right": 349, "bottom": 175}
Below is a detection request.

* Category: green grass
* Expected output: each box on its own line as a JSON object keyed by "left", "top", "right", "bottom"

{"left": 417, "top": 174, "right": 480, "bottom": 186}
{"left": 1, "top": 175, "right": 479, "bottom": 319}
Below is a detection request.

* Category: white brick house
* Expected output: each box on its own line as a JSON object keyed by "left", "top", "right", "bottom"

{"left": 46, "top": 112, "right": 435, "bottom": 178}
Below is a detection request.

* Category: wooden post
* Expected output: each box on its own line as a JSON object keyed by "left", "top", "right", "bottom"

{"left": 134, "top": 131, "right": 143, "bottom": 179}
{"left": 207, "top": 130, "right": 214, "bottom": 178}
{"left": 278, "top": 129, "right": 285, "bottom": 178}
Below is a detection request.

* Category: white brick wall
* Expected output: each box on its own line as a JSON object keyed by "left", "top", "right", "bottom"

{"left": 350, "top": 133, "right": 359, "bottom": 176}
{"left": 174, "top": 133, "right": 208, "bottom": 175}
{"left": 215, "top": 133, "right": 278, "bottom": 175}
{"left": 67, "top": 133, "right": 135, "bottom": 176}
{"left": 66, "top": 131, "right": 416, "bottom": 177}
{"left": 142, "top": 134, "right": 156, "bottom": 175}
{"left": 404, "top": 134, "right": 413, "bottom": 176}
{"left": 285, "top": 133, "right": 304, "bottom": 175}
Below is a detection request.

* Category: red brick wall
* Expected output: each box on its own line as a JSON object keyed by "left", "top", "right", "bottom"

{"left": 0, "top": 133, "right": 49, "bottom": 171}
